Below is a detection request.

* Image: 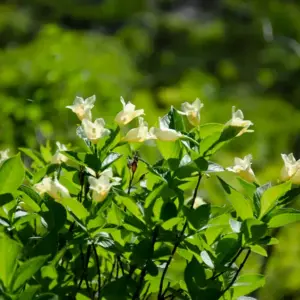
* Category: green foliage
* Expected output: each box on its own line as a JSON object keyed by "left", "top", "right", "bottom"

{"left": 0, "top": 100, "right": 298, "bottom": 300}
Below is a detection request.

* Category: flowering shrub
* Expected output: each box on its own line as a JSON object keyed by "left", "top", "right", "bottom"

{"left": 0, "top": 96, "right": 300, "bottom": 300}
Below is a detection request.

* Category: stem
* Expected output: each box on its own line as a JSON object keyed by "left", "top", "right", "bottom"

{"left": 218, "top": 248, "right": 251, "bottom": 299}
{"left": 158, "top": 174, "right": 202, "bottom": 299}
{"left": 117, "top": 255, "right": 125, "bottom": 276}
{"left": 128, "top": 171, "right": 135, "bottom": 195}
{"left": 76, "top": 245, "right": 92, "bottom": 297}
{"left": 132, "top": 227, "right": 158, "bottom": 300}
{"left": 92, "top": 243, "right": 101, "bottom": 296}
{"left": 211, "top": 247, "right": 244, "bottom": 280}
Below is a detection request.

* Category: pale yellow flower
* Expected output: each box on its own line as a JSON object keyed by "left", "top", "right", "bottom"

{"left": 226, "top": 106, "right": 253, "bottom": 136}
{"left": 66, "top": 95, "right": 96, "bottom": 121}
{"left": 82, "top": 118, "right": 110, "bottom": 144}
{"left": 115, "top": 97, "right": 144, "bottom": 126}
{"left": 123, "top": 117, "right": 156, "bottom": 143}
{"left": 0, "top": 149, "right": 10, "bottom": 165}
{"left": 34, "top": 177, "right": 70, "bottom": 200}
{"left": 281, "top": 153, "right": 300, "bottom": 184}
{"left": 88, "top": 170, "right": 120, "bottom": 202}
{"left": 227, "top": 154, "right": 256, "bottom": 182}
{"left": 52, "top": 142, "right": 68, "bottom": 164}
{"left": 150, "top": 118, "right": 182, "bottom": 141}
{"left": 179, "top": 98, "right": 204, "bottom": 126}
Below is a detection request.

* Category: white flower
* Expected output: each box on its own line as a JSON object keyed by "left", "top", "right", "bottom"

{"left": 281, "top": 153, "right": 300, "bottom": 184}
{"left": 123, "top": 117, "right": 156, "bottom": 143}
{"left": 226, "top": 106, "right": 253, "bottom": 136}
{"left": 0, "top": 149, "right": 10, "bottom": 165}
{"left": 66, "top": 95, "right": 96, "bottom": 121}
{"left": 150, "top": 118, "right": 182, "bottom": 141}
{"left": 192, "top": 196, "right": 206, "bottom": 209}
{"left": 179, "top": 98, "right": 204, "bottom": 126}
{"left": 82, "top": 118, "right": 110, "bottom": 144}
{"left": 115, "top": 97, "right": 144, "bottom": 126}
{"left": 34, "top": 177, "right": 70, "bottom": 201}
{"left": 227, "top": 154, "right": 256, "bottom": 182}
{"left": 88, "top": 170, "right": 120, "bottom": 202}
{"left": 52, "top": 142, "right": 68, "bottom": 164}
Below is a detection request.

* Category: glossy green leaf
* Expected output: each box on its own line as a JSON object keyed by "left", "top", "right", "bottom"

{"left": 0, "top": 234, "right": 22, "bottom": 289}
{"left": 232, "top": 274, "right": 265, "bottom": 298}
{"left": 11, "top": 255, "right": 49, "bottom": 291}
{"left": 0, "top": 154, "right": 25, "bottom": 194}
{"left": 259, "top": 181, "right": 291, "bottom": 218}
{"left": 218, "top": 177, "right": 253, "bottom": 220}
{"left": 115, "top": 195, "right": 143, "bottom": 219}
{"left": 101, "top": 152, "right": 122, "bottom": 170}
{"left": 62, "top": 197, "right": 89, "bottom": 220}
{"left": 268, "top": 210, "right": 300, "bottom": 228}
{"left": 242, "top": 219, "right": 267, "bottom": 245}
{"left": 19, "top": 285, "right": 41, "bottom": 300}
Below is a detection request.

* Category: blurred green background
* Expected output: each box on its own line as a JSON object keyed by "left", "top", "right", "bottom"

{"left": 1, "top": 0, "right": 300, "bottom": 298}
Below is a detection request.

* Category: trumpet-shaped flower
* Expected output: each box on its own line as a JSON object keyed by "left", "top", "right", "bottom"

{"left": 193, "top": 196, "right": 206, "bottom": 209}
{"left": 115, "top": 97, "right": 144, "bottom": 126}
{"left": 66, "top": 95, "right": 96, "bottom": 121}
{"left": 150, "top": 118, "right": 182, "bottom": 141}
{"left": 82, "top": 118, "right": 110, "bottom": 144}
{"left": 281, "top": 153, "right": 300, "bottom": 184}
{"left": 88, "top": 170, "right": 120, "bottom": 202}
{"left": 0, "top": 149, "right": 10, "bottom": 165}
{"left": 34, "top": 177, "right": 70, "bottom": 200}
{"left": 227, "top": 154, "right": 256, "bottom": 182}
{"left": 52, "top": 142, "right": 68, "bottom": 164}
{"left": 226, "top": 106, "right": 253, "bottom": 136}
{"left": 123, "top": 117, "right": 156, "bottom": 143}
{"left": 179, "top": 98, "right": 204, "bottom": 126}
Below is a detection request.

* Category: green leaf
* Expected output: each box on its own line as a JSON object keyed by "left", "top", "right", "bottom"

{"left": 0, "top": 234, "right": 22, "bottom": 289}
{"left": 268, "top": 210, "right": 300, "bottom": 228}
{"left": 0, "top": 154, "right": 25, "bottom": 194}
{"left": 161, "top": 106, "right": 186, "bottom": 132}
{"left": 215, "top": 233, "right": 241, "bottom": 266}
{"left": 278, "top": 187, "right": 300, "bottom": 205}
{"left": 0, "top": 193, "right": 14, "bottom": 207}
{"left": 101, "top": 152, "right": 122, "bottom": 170}
{"left": 43, "top": 200, "right": 67, "bottom": 231}
{"left": 184, "top": 204, "right": 210, "bottom": 230}
{"left": 184, "top": 256, "right": 207, "bottom": 297}
{"left": 19, "top": 184, "right": 42, "bottom": 205}
{"left": 259, "top": 181, "right": 291, "bottom": 218}
{"left": 19, "top": 148, "right": 45, "bottom": 168}
{"left": 242, "top": 219, "right": 267, "bottom": 245}
{"left": 156, "top": 140, "right": 182, "bottom": 160}
{"left": 232, "top": 274, "right": 265, "bottom": 298}
{"left": 11, "top": 255, "right": 49, "bottom": 292}
{"left": 250, "top": 245, "right": 267, "bottom": 257}
{"left": 218, "top": 177, "right": 253, "bottom": 220}
{"left": 60, "top": 151, "right": 87, "bottom": 167}
{"left": 200, "top": 250, "right": 214, "bottom": 269}
{"left": 62, "top": 198, "right": 89, "bottom": 220}
{"left": 19, "top": 285, "right": 41, "bottom": 300}
{"left": 162, "top": 217, "right": 182, "bottom": 230}
{"left": 115, "top": 195, "right": 143, "bottom": 219}
{"left": 160, "top": 201, "right": 177, "bottom": 221}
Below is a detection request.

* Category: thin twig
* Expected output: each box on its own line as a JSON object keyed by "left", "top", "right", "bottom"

{"left": 128, "top": 171, "right": 135, "bottom": 195}
{"left": 117, "top": 255, "right": 125, "bottom": 276}
{"left": 211, "top": 247, "right": 244, "bottom": 280}
{"left": 132, "top": 226, "right": 159, "bottom": 299}
{"left": 218, "top": 248, "right": 251, "bottom": 299}
{"left": 158, "top": 174, "right": 202, "bottom": 299}
{"left": 92, "top": 243, "right": 101, "bottom": 296}
{"left": 76, "top": 245, "right": 92, "bottom": 297}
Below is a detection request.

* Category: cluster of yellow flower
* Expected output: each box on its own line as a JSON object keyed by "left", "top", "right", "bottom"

{"left": 2, "top": 95, "right": 298, "bottom": 204}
